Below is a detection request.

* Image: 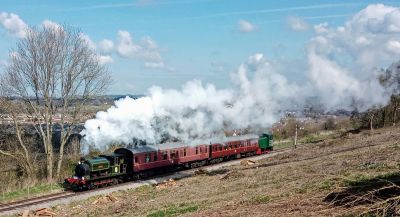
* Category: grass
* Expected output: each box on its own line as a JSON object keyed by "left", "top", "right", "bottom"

{"left": 131, "top": 184, "right": 159, "bottom": 201}
{"left": 324, "top": 171, "right": 400, "bottom": 216}
{"left": 343, "top": 172, "right": 400, "bottom": 187}
{"left": 147, "top": 203, "right": 199, "bottom": 217}
{"left": 300, "top": 130, "right": 337, "bottom": 143}
{"left": 252, "top": 195, "right": 272, "bottom": 204}
{"left": 319, "top": 180, "right": 335, "bottom": 190}
{"left": 273, "top": 130, "right": 339, "bottom": 149}
{"left": 0, "top": 183, "right": 63, "bottom": 203}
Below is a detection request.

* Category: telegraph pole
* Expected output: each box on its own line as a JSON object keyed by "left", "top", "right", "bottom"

{"left": 294, "top": 124, "right": 298, "bottom": 148}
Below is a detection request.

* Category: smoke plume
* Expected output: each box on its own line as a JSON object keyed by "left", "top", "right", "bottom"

{"left": 82, "top": 56, "right": 301, "bottom": 150}
{"left": 82, "top": 4, "right": 400, "bottom": 150}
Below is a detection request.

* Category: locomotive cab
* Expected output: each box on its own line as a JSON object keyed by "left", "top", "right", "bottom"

{"left": 100, "top": 153, "right": 127, "bottom": 174}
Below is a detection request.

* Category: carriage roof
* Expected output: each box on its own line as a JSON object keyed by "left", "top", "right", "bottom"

{"left": 115, "top": 134, "right": 259, "bottom": 155}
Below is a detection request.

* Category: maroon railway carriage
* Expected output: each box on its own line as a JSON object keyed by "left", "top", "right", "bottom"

{"left": 210, "top": 135, "right": 260, "bottom": 163}
{"left": 114, "top": 134, "right": 266, "bottom": 177}
{"left": 114, "top": 143, "right": 210, "bottom": 177}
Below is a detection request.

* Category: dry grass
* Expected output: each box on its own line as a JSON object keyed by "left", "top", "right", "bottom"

{"left": 52, "top": 126, "right": 400, "bottom": 217}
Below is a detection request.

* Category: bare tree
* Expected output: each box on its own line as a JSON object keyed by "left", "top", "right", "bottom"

{"left": 0, "top": 24, "right": 111, "bottom": 181}
{"left": 0, "top": 99, "right": 36, "bottom": 181}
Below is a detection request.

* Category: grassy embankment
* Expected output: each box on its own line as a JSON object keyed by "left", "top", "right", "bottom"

{"left": 48, "top": 126, "right": 400, "bottom": 216}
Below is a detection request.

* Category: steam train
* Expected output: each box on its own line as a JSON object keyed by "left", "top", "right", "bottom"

{"left": 65, "top": 134, "right": 273, "bottom": 190}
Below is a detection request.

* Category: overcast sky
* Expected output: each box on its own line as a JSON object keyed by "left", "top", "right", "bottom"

{"left": 1, "top": 0, "right": 400, "bottom": 94}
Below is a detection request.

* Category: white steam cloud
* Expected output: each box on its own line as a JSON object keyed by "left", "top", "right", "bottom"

{"left": 82, "top": 4, "right": 400, "bottom": 150}
{"left": 82, "top": 55, "right": 299, "bottom": 150}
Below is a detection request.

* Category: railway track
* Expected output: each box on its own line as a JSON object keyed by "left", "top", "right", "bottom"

{"left": 0, "top": 191, "right": 75, "bottom": 213}
{"left": 0, "top": 145, "right": 303, "bottom": 214}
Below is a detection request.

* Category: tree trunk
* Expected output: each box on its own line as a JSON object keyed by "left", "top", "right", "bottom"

{"left": 46, "top": 139, "right": 53, "bottom": 182}
{"left": 56, "top": 143, "right": 65, "bottom": 179}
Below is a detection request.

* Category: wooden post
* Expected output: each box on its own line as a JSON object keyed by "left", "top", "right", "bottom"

{"left": 294, "top": 124, "right": 298, "bottom": 149}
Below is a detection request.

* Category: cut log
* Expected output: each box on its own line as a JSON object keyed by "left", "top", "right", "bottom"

{"left": 21, "top": 210, "right": 30, "bottom": 217}
{"left": 33, "top": 207, "right": 56, "bottom": 216}
{"left": 107, "top": 194, "right": 118, "bottom": 202}
{"left": 194, "top": 169, "right": 207, "bottom": 175}
{"left": 240, "top": 160, "right": 256, "bottom": 166}
{"left": 155, "top": 179, "right": 177, "bottom": 190}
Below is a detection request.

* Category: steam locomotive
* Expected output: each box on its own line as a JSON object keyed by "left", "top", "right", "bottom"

{"left": 65, "top": 133, "right": 273, "bottom": 190}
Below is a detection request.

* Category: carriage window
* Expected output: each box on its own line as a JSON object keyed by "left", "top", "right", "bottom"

{"left": 145, "top": 154, "right": 150, "bottom": 163}
{"left": 134, "top": 156, "right": 138, "bottom": 163}
{"left": 200, "top": 147, "right": 202, "bottom": 153}
{"left": 196, "top": 147, "right": 198, "bottom": 155}
{"left": 162, "top": 151, "right": 168, "bottom": 160}
{"left": 184, "top": 149, "right": 187, "bottom": 156}
{"left": 205, "top": 146, "right": 207, "bottom": 152}
{"left": 224, "top": 145, "right": 228, "bottom": 150}
{"left": 154, "top": 152, "right": 158, "bottom": 161}
{"left": 219, "top": 145, "right": 223, "bottom": 151}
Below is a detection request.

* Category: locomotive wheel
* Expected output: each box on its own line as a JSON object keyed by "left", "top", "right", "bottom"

{"left": 112, "top": 179, "right": 118, "bottom": 185}
{"left": 87, "top": 183, "right": 94, "bottom": 190}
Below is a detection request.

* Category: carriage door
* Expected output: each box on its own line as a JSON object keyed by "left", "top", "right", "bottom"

{"left": 170, "top": 150, "right": 179, "bottom": 163}
{"left": 119, "top": 157, "right": 127, "bottom": 173}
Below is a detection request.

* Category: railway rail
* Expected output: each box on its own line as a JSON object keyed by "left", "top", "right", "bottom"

{"left": 0, "top": 191, "right": 75, "bottom": 213}
{"left": 0, "top": 144, "right": 308, "bottom": 214}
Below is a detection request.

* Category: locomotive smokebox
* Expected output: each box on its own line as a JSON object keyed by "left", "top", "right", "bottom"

{"left": 75, "top": 163, "right": 90, "bottom": 177}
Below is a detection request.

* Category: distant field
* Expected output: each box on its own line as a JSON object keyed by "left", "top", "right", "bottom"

{"left": 48, "top": 126, "right": 400, "bottom": 216}
{"left": 273, "top": 130, "right": 338, "bottom": 149}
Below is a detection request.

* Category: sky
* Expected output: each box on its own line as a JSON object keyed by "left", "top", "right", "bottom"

{"left": 1, "top": 0, "right": 400, "bottom": 94}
